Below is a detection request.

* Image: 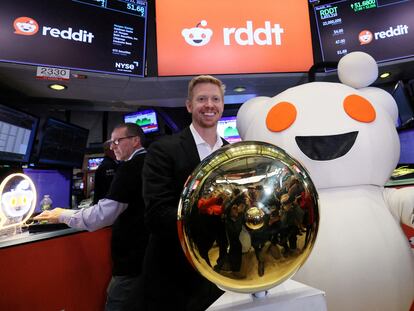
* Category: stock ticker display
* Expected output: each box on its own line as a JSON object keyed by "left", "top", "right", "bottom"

{"left": 0, "top": 0, "right": 147, "bottom": 76}
{"left": 313, "top": 0, "right": 414, "bottom": 63}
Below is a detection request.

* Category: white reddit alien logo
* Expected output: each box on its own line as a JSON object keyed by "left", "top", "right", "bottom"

{"left": 358, "top": 30, "right": 373, "bottom": 45}
{"left": 182, "top": 20, "right": 213, "bottom": 46}
{"left": 14, "top": 17, "right": 39, "bottom": 36}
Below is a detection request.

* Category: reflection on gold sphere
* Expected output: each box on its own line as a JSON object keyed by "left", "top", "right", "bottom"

{"left": 178, "top": 141, "right": 319, "bottom": 293}
{"left": 245, "top": 207, "right": 265, "bottom": 230}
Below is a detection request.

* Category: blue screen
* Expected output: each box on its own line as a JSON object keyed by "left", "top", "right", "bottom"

{"left": 23, "top": 168, "right": 72, "bottom": 213}
{"left": 398, "top": 128, "right": 414, "bottom": 165}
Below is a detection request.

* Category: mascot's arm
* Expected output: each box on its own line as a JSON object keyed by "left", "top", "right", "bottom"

{"left": 383, "top": 186, "right": 414, "bottom": 228}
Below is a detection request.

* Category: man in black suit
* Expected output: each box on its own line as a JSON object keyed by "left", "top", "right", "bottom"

{"left": 35, "top": 123, "right": 148, "bottom": 311}
{"left": 141, "top": 75, "right": 227, "bottom": 311}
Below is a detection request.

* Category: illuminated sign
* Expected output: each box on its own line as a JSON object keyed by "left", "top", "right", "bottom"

{"left": 350, "top": 0, "right": 377, "bottom": 12}
{"left": 0, "top": 173, "right": 36, "bottom": 233}
{"left": 156, "top": 0, "right": 313, "bottom": 76}
{"left": 319, "top": 6, "right": 339, "bottom": 19}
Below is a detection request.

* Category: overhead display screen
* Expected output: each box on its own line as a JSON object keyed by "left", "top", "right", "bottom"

{"left": 156, "top": 0, "right": 313, "bottom": 76}
{"left": 0, "top": 0, "right": 147, "bottom": 77}
{"left": 313, "top": 0, "right": 414, "bottom": 63}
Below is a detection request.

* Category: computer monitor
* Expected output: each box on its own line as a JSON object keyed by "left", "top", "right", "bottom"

{"left": 23, "top": 168, "right": 72, "bottom": 213}
{"left": 87, "top": 157, "right": 105, "bottom": 171}
{"left": 124, "top": 109, "right": 159, "bottom": 134}
{"left": 217, "top": 116, "right": 242, "bottom": 143}
{"left": 392, "top": 81, "right": 414, "bottom": 128}
{"left": 0, "top": 103, "right": 38, "bottom": 164}
{"left": 398, "top": 127, "right": 414, "bottom": 165}
{"left": 36, "top": 118, "right": 89, "bottom": 168}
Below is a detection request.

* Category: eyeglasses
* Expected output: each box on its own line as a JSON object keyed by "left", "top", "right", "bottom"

{"left": 108, "top": 136, "right": 136, "bottom": 146}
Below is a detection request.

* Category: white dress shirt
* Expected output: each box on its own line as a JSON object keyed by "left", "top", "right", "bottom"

{"left": 189, "top": 123, "right": 224, "bottom": 161}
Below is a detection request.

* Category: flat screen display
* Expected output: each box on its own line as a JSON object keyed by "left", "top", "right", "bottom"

{"left": 392, "top": 81, "right": 414, "bottom": 128}
{"left": 0, "top": 0, "right": 148, "bottom": 77}
{"left": 313, "top": 0, "right": 414, "bottom": 63}
{"left": 124, "top": 109, "right": 159, "bottom": 133}
{"left": 23, "top": 168, "right": 72, "bottom": 213}
{"left": 0, "top": 104, "right": 38, "bottom": 163}
{"left": 155, "top": 0, "right": 313, "bottom": 75}
{"left": 87, "top": 157, "right": 104, "bottom": 171}
{"left": 217, "top": 116, "right": 242, "bottom": 144}
{"left": 37, "top": 118, "right": 89, "bottom": 168}
{"left": 398, "top": 127, "right": 414, "bottom": 164}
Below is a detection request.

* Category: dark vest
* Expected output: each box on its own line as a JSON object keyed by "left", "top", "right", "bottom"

{"left": 105, "top": 150, "right": 148, "bottom": 276}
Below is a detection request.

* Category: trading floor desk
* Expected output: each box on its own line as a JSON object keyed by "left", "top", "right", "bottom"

{"left": 0, "top": 227, "right": 112, "bottom": 311}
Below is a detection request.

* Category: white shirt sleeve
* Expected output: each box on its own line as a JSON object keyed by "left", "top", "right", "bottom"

{"left": 58, "top": 198, "right": 128, "bottom": 232}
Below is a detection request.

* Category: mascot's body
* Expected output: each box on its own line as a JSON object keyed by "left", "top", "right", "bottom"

{"left": 237, "top": 52, "right": 414, "bottom": 311}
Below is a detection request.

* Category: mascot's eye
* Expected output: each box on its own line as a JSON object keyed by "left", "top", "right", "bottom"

{"left": 266, "top": 101, "right": 297, "bottom": 132}
{"left": 343, "top": 94, "right": 376, "bottom": 123}
{"left": 189, "top": 33, "right": 194, "bottom": 39}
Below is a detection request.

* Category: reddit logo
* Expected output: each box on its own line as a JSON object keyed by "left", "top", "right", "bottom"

{"left": 358, "top": 30, "right": 373, "bottom": 45}
{"left": 181, "top": 20, "right": 213, "bottom": 46}
{"left": 14, "top": 17, "right": 39, "bottom": 36}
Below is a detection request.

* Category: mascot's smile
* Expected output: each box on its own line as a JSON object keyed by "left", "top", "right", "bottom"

{"left": 295, "top": 131, "right": 358, "bottom": 161}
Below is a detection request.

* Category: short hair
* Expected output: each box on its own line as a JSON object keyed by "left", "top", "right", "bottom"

{"left": 187, "top": 75, "right": 225, "bottom": 100}
{"left": 114, "top": 122, "right": 146, "bottom": 147}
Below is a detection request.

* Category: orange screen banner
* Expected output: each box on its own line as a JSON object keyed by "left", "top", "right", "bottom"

{"left": 156, "top": 0, "right": 314, "bottom": 76}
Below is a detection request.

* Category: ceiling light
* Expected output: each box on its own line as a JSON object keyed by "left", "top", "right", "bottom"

{"left": 48, "top": 84, "right": 67, "bottom": 91}
{"left": 233, "top": 86, "right": 246, "bottom": 93}
{"left": 380, "top": 72, "right": 391, "bottom": 79}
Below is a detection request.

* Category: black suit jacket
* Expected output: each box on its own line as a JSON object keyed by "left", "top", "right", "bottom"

{"left": 142, "top": 127, "right": 226, "bottom": 311}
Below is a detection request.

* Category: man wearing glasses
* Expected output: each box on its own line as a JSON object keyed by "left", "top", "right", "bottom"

{"left": 35, "top": 122, "right": 148, "bottom": 311}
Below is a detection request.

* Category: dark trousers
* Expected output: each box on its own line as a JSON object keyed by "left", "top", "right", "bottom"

{"left": 106, "top": 275, "right": 141, "bottom": 311}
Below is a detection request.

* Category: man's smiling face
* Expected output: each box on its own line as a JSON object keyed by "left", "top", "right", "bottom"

{"left": 186, "top": 82, "right": 224, "bottom": 129}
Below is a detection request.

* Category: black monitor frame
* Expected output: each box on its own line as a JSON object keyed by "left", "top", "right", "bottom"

{"left": 0, "top": 0, "right": 148, "bottom": 77}
{"left": 0, "top": 103, "right": 38, "bottom": 165}
{"left": 35, "top": 118, "right": 89, "bottom": 169}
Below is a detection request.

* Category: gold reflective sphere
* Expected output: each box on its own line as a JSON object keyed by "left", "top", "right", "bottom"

{"left": 245, "top": 207, "right": 265, "bottom": 230}
{"left": 177, "top": 141, "right": 319, "bottom": 293}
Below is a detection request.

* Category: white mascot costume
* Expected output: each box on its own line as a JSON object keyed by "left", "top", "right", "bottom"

{"left": 237, "top": 52, "right": 414, "bottom": 311}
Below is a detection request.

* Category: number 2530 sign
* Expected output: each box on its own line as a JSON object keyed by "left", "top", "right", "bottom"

{"left": 36, "top": 66, "right": 70, "bottom": 81}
